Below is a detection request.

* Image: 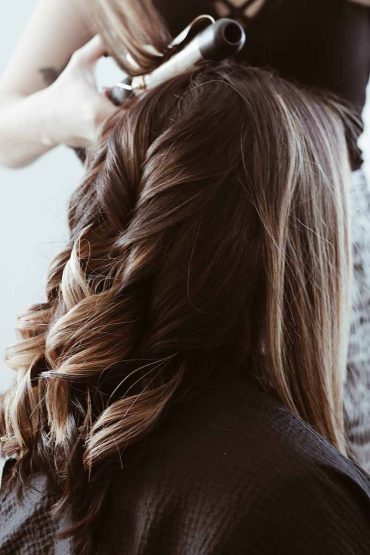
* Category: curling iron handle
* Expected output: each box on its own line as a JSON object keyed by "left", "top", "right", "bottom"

{"left": 146, "top": 19, "right": 245, "bottom": 90}
{"left": 107, "top": 18, "right": 246, "bottom": 104}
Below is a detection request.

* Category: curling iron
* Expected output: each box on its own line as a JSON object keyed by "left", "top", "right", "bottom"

{"left": 108, "top": 16, "right": 246, "bottom": 106}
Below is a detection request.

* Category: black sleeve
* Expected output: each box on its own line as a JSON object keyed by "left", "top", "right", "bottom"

{"left": 222, "top": 464, "right": 370, "bottom": 555}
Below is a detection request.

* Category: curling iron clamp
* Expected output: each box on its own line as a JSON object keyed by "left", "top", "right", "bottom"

{"left": 108, "top": 15, "right": 247, "bottom": 106}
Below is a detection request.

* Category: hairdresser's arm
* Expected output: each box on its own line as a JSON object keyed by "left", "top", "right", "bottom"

{"left": 0, "top": 0, "right": 117, "bottom": 169}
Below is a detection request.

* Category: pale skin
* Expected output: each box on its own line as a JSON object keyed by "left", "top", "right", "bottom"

{"left": 0, "top": 0, "right": 114, "bottom": 168}
{"left": 0, "top": 0, "right": 369, "bottom": 169}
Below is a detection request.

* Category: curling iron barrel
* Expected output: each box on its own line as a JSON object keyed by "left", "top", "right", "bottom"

{"left": 109, "top": 18, "right": 246, "bottom": 105}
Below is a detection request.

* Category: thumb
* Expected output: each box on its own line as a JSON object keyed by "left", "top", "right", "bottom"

{"left": 74, "top": 35, "right": 108, "bottom": 66}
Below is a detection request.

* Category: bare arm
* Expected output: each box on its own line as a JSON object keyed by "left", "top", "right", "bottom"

{"left": 0, "top": 0, "right": 116, "bottom": 168}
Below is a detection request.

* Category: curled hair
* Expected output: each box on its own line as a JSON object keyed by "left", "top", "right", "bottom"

{"left": 0, "top": 61, "right": 353, "bottom": 552}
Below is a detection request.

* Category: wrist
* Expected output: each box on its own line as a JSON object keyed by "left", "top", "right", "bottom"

{"left": 36, "top": 85, "right": 60, "bottom": 148}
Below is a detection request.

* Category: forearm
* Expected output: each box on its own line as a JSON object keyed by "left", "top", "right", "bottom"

{"left": 0, "top": 88, "right": 56, "bottom": 169}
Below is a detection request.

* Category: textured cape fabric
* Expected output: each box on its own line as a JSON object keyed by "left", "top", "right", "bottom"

{"left": 1, "top": 367, "right": 370, "bottom": 554}
{"left": 92, "top": 371, "right": 370, "bottom": 554}
{"left": 3, "top": 370, "right": 369, "bottom": 555}
{"left": 0, "top": 471, "right": 72, "bottom": 555}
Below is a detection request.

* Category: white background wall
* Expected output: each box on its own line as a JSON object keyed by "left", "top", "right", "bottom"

{"left": 1, "top": 2, "right": 370, "bottom": 394}
{"left": 0, "top": 1, "right": 121, "bottom": 393}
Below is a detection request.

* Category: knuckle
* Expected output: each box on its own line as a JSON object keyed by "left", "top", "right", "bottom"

{"left": 70, "top": 49, "right": 84, "bottom": 65}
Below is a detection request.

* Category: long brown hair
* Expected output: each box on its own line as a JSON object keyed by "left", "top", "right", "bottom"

{"left": 81, "top": 0, "right": 173, "bottom": 74}
{"left": 0, "top": 4, "right": 355, "bottom": 552}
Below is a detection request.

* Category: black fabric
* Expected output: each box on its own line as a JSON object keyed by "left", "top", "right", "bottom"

{"left": 92, "top": 372, "right": 370, "bottom": 554}
{"left": 154, "top": 0, "right": 370, "bottom": 168}
{"left": 1, "top": 369, "right": 370, "bottom": 553}
{"left": 0, "top": 471, "right": 72, "bottom": 555}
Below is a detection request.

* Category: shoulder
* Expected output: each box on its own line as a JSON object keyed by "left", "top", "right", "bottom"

{"left": 180, "top": 373, "right": 370, "bottom": 553}
{"left": 100, "top": 373, "right": 370, "bottom": 553}
{"left": 126, "top": 371, "right": 370, "bottom": 492}
{"left": 223, "top": 453, "right": 370, "bottom": 554}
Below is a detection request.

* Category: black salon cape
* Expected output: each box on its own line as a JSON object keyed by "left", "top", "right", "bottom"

{"left": 91, "top": 372, "right": 370, "bottom": 554}
{"left": 1, "top": 371, "right": 370, "bottom": 553}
